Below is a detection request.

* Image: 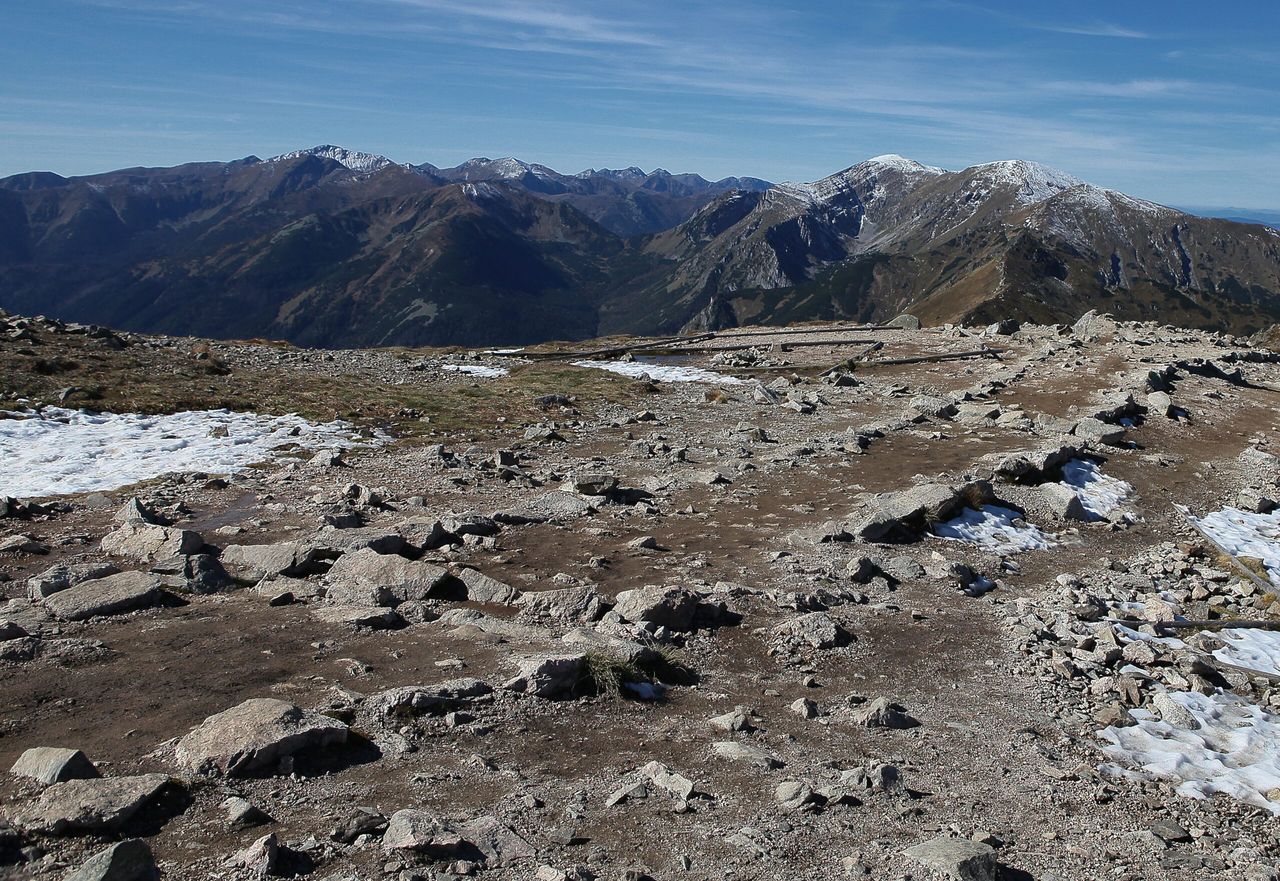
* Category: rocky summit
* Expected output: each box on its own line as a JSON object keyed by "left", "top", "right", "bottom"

{"left": 5, "top": 307, "right": 1280, "bottom": 880}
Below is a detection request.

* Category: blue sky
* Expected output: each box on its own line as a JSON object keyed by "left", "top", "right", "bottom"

{"left": 4, "top": 1, "right": 1278, "bottom": 207}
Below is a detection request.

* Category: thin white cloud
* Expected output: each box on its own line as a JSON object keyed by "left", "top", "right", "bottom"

{"left": 1034, "top": 22, "right": 1149, "bottom": 39}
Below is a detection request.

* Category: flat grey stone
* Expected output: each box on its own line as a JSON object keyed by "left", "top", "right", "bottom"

{"left": 382, "top": 809, "right": 462, "bottom": 856}
{"left": 310, "top": 604, "right": 403, "bottom": 629}
{"left": 17, "top": 774, "right": 170, "bottom": 834}
{"left": 43, "top": 571, "right": 166, "bottom": 622}
{"left": 902, "top": 836, "right": 998, "bottom": 881}
{"left": 711, "top": 741, "right": 783, "bottom": 770}
{"left": 100, "top": 522, "right": 203, "bottom": 561}
{"left": 324, "top": 548, "right": 449, "bottom": 607}
{"left": 368, "top": 679, "right": 493, "bottom": 719}
{"left": 27, "top": 562, "right": 120, "bottom": 600}
{"left": 220, "top": 541, "right": 321, "bottom": 581}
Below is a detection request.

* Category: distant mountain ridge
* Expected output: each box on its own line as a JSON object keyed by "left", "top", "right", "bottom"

{"left": 1178, "top": 205, "right": 1280, "bottom": 230}
{"left": 1, "top": 146, "right": 1278, "bottom": 347}
{"left": 264, "top": 146, "right": 772, "bottom": 236}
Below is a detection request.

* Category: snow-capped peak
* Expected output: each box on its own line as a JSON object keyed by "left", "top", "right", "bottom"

{"left": 863, "top": 154, "right": 946, "bottom": 175}
{"left": 963, "top": 159, "right": 1084, "bottom": 205}
{"left": 458, "top": 157, "right": 558, "bottom": 180}
{"left": 774, "top": 153, "right": 948, "bottom": 204}
{"left": 488, "top": 158, "right": 534, "bottom": 179}
{"left": 576, "top": 166, "right": 650, "bottom": 181}
{"left": 270, "top": 145, "right": 397, "bottom": 174}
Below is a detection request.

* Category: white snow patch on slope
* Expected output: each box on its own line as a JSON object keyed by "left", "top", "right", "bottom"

{"left": 0, "top": 408, "right": 359, "bottom": 499}
{"left": 1182, "top": 506, "right": 1280, "bottom": 586}
{"left": 441, "top": 364, "right": 508, "bottom": 378}
{"left": 1212, "top": 629, "right": 1280, "bottom": 678}
{"left": 1061, "top": 458, "right": 1132, "bottom": 520}
{"left": 572, "top": 360, "right": 745, "bottom": 385}
{"left": 1099, "top": 689, "right": 1280, "bottom": 814}
{"left": 933, "top": 504, "right": 1054, "bottom": 553}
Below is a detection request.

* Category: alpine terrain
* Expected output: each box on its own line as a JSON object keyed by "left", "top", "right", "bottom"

{"left": 0, "top": 147, "right": 1278, "bottom": 347}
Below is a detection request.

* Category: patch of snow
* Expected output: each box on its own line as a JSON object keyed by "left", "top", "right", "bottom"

{"left": 1181, "top": 505, "right": 1280, "bottom": 586}
{"left": 1060, "top": 458, "right": 1133, "bottom": 520}
{"left": 572, "top": 360, "right": 745, "bottom": 385}
{"left": 441, "top": 364, "right": 508, "bottom": 378}
{"left": 461, "top": 181, "right": 503, "bottom": 201}
{"left": 0, "top": 408, "right": 360, "bottom": 499}
{"left": 483, "top": 347, "right": 525, "bottom": 355}
{"left": 933, "top": 504, "right": 1054, "bottom": 554}
{"left": 1099, "top": 689, "right": 1280, "bottom": 814}
{"left": 1211, "top": 629, "right": 1280, "bottom": 678}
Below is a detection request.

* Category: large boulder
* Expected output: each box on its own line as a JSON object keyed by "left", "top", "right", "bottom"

{"left": 516, "top": 586, "right": 604, "bottom": 622}
{"left": 452, "top": 568, "right": 522, "bottom": 605}
{"left": 65, "top": 839, "right": 160, "bottom": 881}
{"left": 902, "top": 836, "right": 999, "bottom": 881}
{"left": 502, "top": 654, "right": 587, "bottom": 698}
{"left": 174, "top": 698, "right": 349, "bottom": 777}
{"left": 100, "top": 522, "right": 203, "bottom": 562}
{"left": 394, "top": 517, "right": 457, "bottom": 551}
{"left": 16, "top": 774, "right": 170, "bottom": 834}
{"left": 382, "top": 810, "right": 463, "bottom": 857}
{"left": 561, "top": 627, "right": 661, "bottom": 667}
{"left": 493, "top": 492, "right": 595, "bottom": 525}
{"left": 1072, "top": 309, "right": 1116, "bottom": 341}
{"left": 219, "top": 541, "right": 324, "bottom": 582}
{"left": 772, "top": 612, "right": 849, "bottom": 649}
{"left": 114, "top": 498, "right": 163, "bottom": 525}
{"left": 854, "top": 697, "right": 920, "bottom": 729}
{"left": 324, "top": 549, "right": 450, "bottom": 607}
{"left": 42, "top": 571, "right": 167, "bottom": 622}
{"left": 456, "top": 816, "right": 536, "bottom": 867}
{"left": 612, "top": 586, "right": 702, "bottom": 631}
{"left": 229, "top": 832, "right": 280, "bottom": 878}
{"left": 1071, "top": 417, "right": 1125, "bottom": 446}
{"left": 853, "top": 482, "right": 995, "bottom": 543}
{"left": 1033, "top": 483, "right": 1089, "bottom": 521}
{"left": 986, "top": 444, "right": 1081, "bottom": 484}
{"left": 305, "top": 527, "right": 408, "bottom": 558}
{"left": 9, "top": 747, "right": 99, "bottom": 784}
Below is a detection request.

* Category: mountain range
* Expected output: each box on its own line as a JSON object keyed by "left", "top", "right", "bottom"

{"left": 1, "top": 145, "right": 1277, "bottom": 347}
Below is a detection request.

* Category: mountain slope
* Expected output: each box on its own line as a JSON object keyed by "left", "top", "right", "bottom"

{"left": 602, "top": 156, "right": 1280, "bottom": 335}
{"left": 0, "top": 156, "right": 637, "bottom": 346}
